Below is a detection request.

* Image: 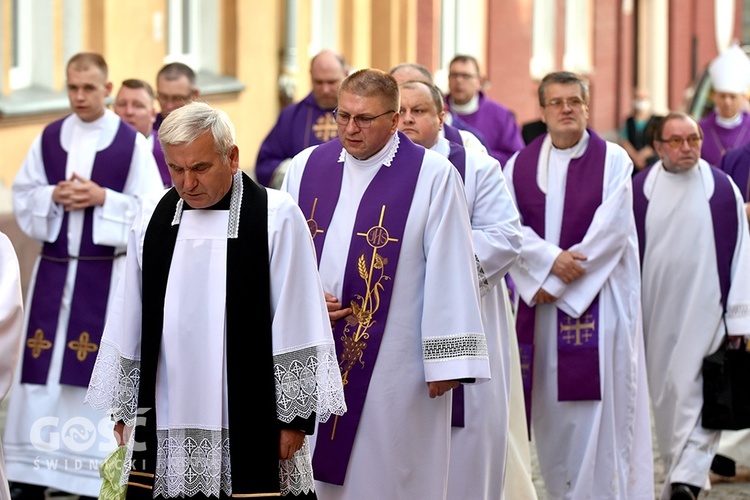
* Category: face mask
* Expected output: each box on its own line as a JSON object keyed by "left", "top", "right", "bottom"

{"left": 634, "top": 99, "right": 651, "bottom": 112}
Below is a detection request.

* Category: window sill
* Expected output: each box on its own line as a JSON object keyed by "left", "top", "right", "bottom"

{"left": 0, "top": 72, "right": 245, "bottom": 118}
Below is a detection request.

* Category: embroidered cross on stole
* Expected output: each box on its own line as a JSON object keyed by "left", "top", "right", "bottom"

{"left": 301, "top": 133, "right": 424, "bottom": 485}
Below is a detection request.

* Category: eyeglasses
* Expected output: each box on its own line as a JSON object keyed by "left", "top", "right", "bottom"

{"left": 333, "top": 109, "right": 395, "bottom": 128}
{"left": 448, "top": 72, "right": 479, "bottom": 81}
{"left": 657, "top": 136, "right": 702, "bottom": 148}
{"left": 156, "top": 92, "right": 194, "bottom": 104}
{"left": 544, "top": 97, "right": 585, "bottom": 110}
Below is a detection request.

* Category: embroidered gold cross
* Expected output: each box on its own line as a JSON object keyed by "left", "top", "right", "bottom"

{"left": 560, "top": 314, "right": 595, "bottom": 346}
{"left": 307, "top": 198, "right": 324, "bottom": 239}
{"left": 27, "top": 329, "right": 52, "bottom": 358}
{"left": 312, "top": 113, "right": 338, "bottom": 142}
{"left": 68, "top": 332, "right": 98, "bottom": 361}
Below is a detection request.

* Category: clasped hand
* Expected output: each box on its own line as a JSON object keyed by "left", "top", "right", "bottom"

{"left": 52, "top": 173, "right": 106, "bottom": 211}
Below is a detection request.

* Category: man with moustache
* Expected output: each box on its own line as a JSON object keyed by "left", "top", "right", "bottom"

{"left": 634, "top": 112, "right": 750, "bottom": 499}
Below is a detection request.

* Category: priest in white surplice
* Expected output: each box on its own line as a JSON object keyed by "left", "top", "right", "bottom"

{"left": 633, "top": 111, "right": 750, "bottom": 500}
{"left": 397, "top": 80, "right": 529, "bottom": 500}
{"left": 85, "top": 102, "right": 346, "bottom": 499}
{"left": 283, "top": 69, "right": 490, "bottom": 500}
{"left": 5, "top": 52, "right": 164, "bottom": 499}
{"left": 505, "top": 71, "right": 653, "bottom": 499}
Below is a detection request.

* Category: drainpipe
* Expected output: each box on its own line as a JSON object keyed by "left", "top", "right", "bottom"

{"left": 278, "top": 0, "right": 298, "bottom": 107}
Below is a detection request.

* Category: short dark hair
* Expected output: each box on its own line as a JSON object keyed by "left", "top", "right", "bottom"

{"left": 339, "top": 69, "right": 400, "bottom": 113}
{"left": 120, "top": 78, "right": 155, "bottom": 100}
{"left": 654, "top": 111, "right": 702, "bottom": 140}
{"left": 157, "top": 62, "right": 197, "bottom": 86}
{"left": 538, "top": 71, "right": 589, "bottom": 107}
{"left": 399, "top": 80, "right": 444, "bottom": 113}
{"left": 449, "top": 55, "right": 480, "bottom": 75}
{"left": 67, "top": 52, "right": 108, "bottom": 79}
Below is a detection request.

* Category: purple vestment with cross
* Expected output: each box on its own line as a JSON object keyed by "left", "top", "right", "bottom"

{"left": 512, "top": 130, "right": 607, "bottom": 430}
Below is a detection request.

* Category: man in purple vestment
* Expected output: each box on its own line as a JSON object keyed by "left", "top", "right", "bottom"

{"left": 698, "top": 44, "right": 750, "bottom": 166}
{"left": 719, "top": 141, "right": 750, "bottom": 221}
{"left": 5, "top": 52, "right": 163, "bottom": 500}
{"left": 114, "top": 79, "right": 172, "bottom": 187}
{"left": 444, "top": 55, "right": 523, "bottom": 166}
{"left": 255, "top": 49, "right": 348, "bottom": 188}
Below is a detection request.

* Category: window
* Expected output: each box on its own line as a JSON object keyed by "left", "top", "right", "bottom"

{"left": 166, "top": 0, "right": 218, "bottom": 73}
{"left": 531, "top": 0, "right": 556, "bottom": 80}
{"left": 563, "top": 0, "right": 593, "bottom": 74}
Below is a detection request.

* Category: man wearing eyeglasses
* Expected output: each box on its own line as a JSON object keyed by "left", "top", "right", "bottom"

{"left": 282, "top": 68, "right": 490, "bottom": 500}
{"left": 445, "top": 54, "right": 524, "bottom": 166}
{"left": 255, "top": 49, "right": 348, "bottom": 188}
{"left": 154, "top": 62, "right": 200, "bottom": 131}
{"left": 634, "top": 111, "right": 750, "bottom": 500}
{"left": 504, "top": 71, "right": 654, "bottom": 499}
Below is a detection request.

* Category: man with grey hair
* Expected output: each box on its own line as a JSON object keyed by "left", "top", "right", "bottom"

{"left": 85, "top": 101, "right": 346, "bottom": 498}
{"left": 505, "top": 71, "right": 653, "bottom": 498}
{"left": 283, "top": 68, "right": 489, "bottom": 499}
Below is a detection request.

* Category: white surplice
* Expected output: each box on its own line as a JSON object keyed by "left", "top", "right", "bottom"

{"left": 639, "top": 160, "right": 750, "bottom": 499}
{"left": 4, "top": 110, "right": 164, "bottom": 496}
{"left": 283, "top": 133, "right": 490, "bottom": 500}
{"left": 85, "top": 176, "right": 346, "bottom": 497}
{"left": 429, "top": 137, "right": 525, "bottom": 500}
{"left": 505, "top": 132, "right": 654, "bottom": 499}
{"left": 0, "top": 231, "right": 25, "bottom": 499}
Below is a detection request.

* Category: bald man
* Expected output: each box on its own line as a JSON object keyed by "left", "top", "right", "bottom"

{"left": 255, "top": 49, "right": 348, "bottom": 188}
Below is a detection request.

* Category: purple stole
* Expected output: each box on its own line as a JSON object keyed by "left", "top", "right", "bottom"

{"left": 303, "top": 132, "right": 424, "bottom": 485}
{"left": 513, "top": 131, "right": 606, "bottom": 430}
{"left": 700, "top": 111, "right": 750, "bottom": 166}
{"left": 443, "top": 123, "right": 463, "bottom": 146}
{"left": 21, "top": 117, "right": 135, "bottom": 387}
{"left": 633, "top": 165, "right": 737, "bottom": 310}
{"left": 151, "top": 130, "right": 172, "bottom": 187}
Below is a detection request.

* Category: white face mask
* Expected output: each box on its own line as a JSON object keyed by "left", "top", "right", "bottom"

{"left": 634, "top": 99, "right": 651, "bottom": 112}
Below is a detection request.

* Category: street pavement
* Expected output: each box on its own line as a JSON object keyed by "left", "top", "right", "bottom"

{"left": 530, "top": 410, "right": 750, "bottom": 499}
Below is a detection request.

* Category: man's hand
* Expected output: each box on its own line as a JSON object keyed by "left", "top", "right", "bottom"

{"left": 113, "top": 421, "right": 132, "bottom": 446}
{"left": 744, "top": 202, "right": 750, "bottom": 222}
{"left": 279, "top": 429, "right": 305, "bottom": 460}
{"left": 427, "top": 380, "right": 460, "bottom": 399}
{"left": 551, "top": 250, "right": 587, "bottom": 284}
{"left": 53, "top": 173, "right": 106, "bottom": 211}
{"left": 533, "top": 288, "right": 558, "bottom": 304}
{"left": 325, "top": 292, "right": 352, "bottom": 327}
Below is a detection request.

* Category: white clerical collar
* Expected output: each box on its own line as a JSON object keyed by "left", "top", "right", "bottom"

{"left": 172, "top": 170, "right": 244, "bottom": 238}
{"left": 716, "top": 112, "right": 743, "bottom": 128}
{"left": 450, "top": 93, "right": 480, "bottom": 115}
{"left": 341, "top": 133, "right": 400, "bottom": 168}
{"left": 536, "top": 130, "right": 591, "bottom": 194}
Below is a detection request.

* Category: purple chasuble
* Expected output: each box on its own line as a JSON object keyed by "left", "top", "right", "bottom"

{"left": 255, "top": 93, "right": 338, "bottom": 186}
{"left": 21, "top": 117, "right": 135, "bottom": 387}
{"left": 447, "top": 91, "right": 523, "bottom": 166}
{"left": 719, "top": 141, "right": 750, "bottom": 201}
{"left": 512, "top": 130, "right": 606, "bottom": 430}
{"left": 302, "top": 132, "right": 424, "bottom": 485}
{"left": 633, "top": 165, "right": 737, "bottom": 310}
{"left": 699, "top": 111, "right": 750, "bottom": 167}
{"left": 152, "top": 130, "right": 172, "bottom": 187}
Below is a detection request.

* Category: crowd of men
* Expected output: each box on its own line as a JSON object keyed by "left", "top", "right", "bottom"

{"left": 1, "top": 44, "right": 750, "bottom": 500}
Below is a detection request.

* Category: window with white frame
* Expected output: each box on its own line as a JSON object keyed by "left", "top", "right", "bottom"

{"left": 563, "top": 0, "right": 593, "bottom": 74}
{"left": 437, "top": 0, "right": 485, "bottom": 91}
{"left": 165, "top": 0, "right": 218, "bottom": 73}
{"left": 530, "top": 0, "right": 556, "bottom": 80}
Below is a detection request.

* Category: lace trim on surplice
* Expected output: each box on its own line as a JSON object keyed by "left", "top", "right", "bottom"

{"left": 84, "top": 338, "right": 140, "bottom": 427}
{"left": 274, "top": 343, "right": 346, "bottom": 423}
{"left": 422, "top": 332, "right": 489, "bottom": 362}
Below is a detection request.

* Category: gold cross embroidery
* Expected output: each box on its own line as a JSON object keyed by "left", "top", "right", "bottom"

{"left": 68, "top": 332, "right": 98, "bottom": 361}
{"left": 307, "top": 198, "right": 324, "bottom": 239}
{"left": 560, "top": 314, "right": 596, "bottom": 346}
{"left": 312, "top": 113, "right": 338, "bottom": 142}
{"left": 27, "top": 329, "right": 52, "bottom": 358}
